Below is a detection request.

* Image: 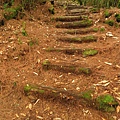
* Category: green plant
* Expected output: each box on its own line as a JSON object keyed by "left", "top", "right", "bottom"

{"left": 90, "top": 8, "right": 100, "bottom": 13}
{"left": 78, "top": 68, "right": 91, "bottom": 74}
{"left": 100, "top": 27, "right": 105, "bottom": 32}
{"left": 82, "top": 49, "right": 98, "bottom": 57}
{"left": 81, "top": 90, "right": 93, "bottom": 100}
{"left": 21, "top": 22, "right": 27, "bottom": 36}
{"left": 42, "top": 60, "right": 51, "bottom": 70}
{"left": 48, "top": 5, "right": 55, "bottom": 14}
{"left": 24, "top": 84, "right": 45, "bottom": 95}
{"left": 104, "top": 10, "right": 112, "bottom": 18}
{"left": 96, "top": 94, "right": 118, "bottom": 112}
{"left": 105, "top": 20, "right": 114, "bottom": 26}
{"left": 3, "top": 0, "right": 14, "bottom": 8}
{"left": 115, "top": 14, "right": 120, "bottom": 22}
{"left": 28, "top": 38, "right": 38, "bottom": 46}
{"left": 74, "top": 0, "right": 120, "bottom": 8}
{"left": 18, "top": 38, "right": 22, "bottom": 44}
{"left": 3, "top": 6, "right": 21, "bottom": 20}
{"left": 93, "top": 28, "right": 99, "bottom": 32}
{"left": 28, "top": 40, "right": 34, "bottom": 46}
{"left": 24, "top": 84, "right": 32, "bottom": 93}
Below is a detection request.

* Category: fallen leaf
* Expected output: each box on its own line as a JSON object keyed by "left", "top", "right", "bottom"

{"left": 104, "top": 62, "right": 112, "bottom": 65}
{"left": 116, "top": 106, "right": 120, "bottom": 113}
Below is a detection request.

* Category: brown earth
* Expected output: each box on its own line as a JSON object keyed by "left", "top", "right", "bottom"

{"left": 0, "top": 1, "right": 120, "bottom": 120}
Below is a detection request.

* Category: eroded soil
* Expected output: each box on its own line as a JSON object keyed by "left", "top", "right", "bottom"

{"left": 0, "top": 1, "right": 120, "bottom": 120}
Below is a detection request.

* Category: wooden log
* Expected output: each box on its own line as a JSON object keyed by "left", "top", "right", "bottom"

{"left": 45, "top": 47, "right": 83, "bottom": 54}
{"left": 56, "top": 19, "right": 93, "bottom": 28}
{"left": 58, "top": 35, "right": 97, "bottom": 43}
{"left": 66, "top": 5, "right": 89, "bottom": 10}
{"left": 45, "top": 47, "right": 98, "bottom": 56}
{"left": 54, "top": 16, "right": 87, "bottom": 22}
{"left": 68, "top": 9, "right": 89, "bottom": 14}
{"left": 42, "top": 60, "right": 92, "bottom": 75}
{"left": 65, "top": 28, "right": 99, "bottom": 34}
{"left": 65, "top": 12, "right": 89, "bottom": 16}
{"left": 24, "top": 84, "right": 119, "bottom": 112}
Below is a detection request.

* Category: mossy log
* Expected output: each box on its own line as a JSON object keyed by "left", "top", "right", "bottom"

{"left": 24, "top": 84, "right": 95, "bottom": 105}
{"left": 65, "top": 12, "right": 89, "bottom": 16}
{"left": 90, "top": 8, "right": 100, "bottom": 13}
{"left": 45, "top": 47, "right": 83, "bottom": 54}
{"left": 58, "top": 35, "right": 97, "bottom": 43}
{"left": 56, "top": 19, "right": 93, "bottom": 28}
{"left": 68, "top": 9, "right": 88, "bottom": 14}
{"left": 42, "top": 60, "right": 91, "bottom": 75}
{"left": 45, "top": 47, "right": 98, "bottom": 56}
{"left": 66, "top": 5, "right": 89, "bottom": 10}
{"left": 24, "top": 84, "right": 119, "bottom": 112}
{"left": 65, "top": 27, "right": 99, "bottom": 34}
{"left": 54, "top": 16, "right": 87, "bottom": 22}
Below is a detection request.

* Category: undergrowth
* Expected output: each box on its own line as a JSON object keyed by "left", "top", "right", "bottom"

{"left": 76, "top": 0, "right": 120, "bottom": 8}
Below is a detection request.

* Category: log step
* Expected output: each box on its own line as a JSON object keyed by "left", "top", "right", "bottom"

{"left": 58, "top": 35, "right": 97, "bottom": 43}
{"left": 56, "top": 19, "right": 93, "bottom": 28}
{"left": 44, "top": 47, "right": 98, "bottom": 56}
{"left": 65, "top": 27, "right": 99, "bottom": 34}
{"left": 54, "top": 16, "right": 88, "bottom": 22}
{"left": 42, "top": 60, "right": 92, "bottom": 75}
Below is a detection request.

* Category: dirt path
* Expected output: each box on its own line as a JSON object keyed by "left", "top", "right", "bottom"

{"left": 0, "top": 1, "right": 120, "bottom": 120}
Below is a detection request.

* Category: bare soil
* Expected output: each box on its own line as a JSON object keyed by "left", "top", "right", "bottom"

{"left": 0, "top": 1, "right": 120, "bottom": 120}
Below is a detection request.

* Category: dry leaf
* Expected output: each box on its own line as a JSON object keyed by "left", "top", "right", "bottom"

{"left": 104, "top": 62, "right": 112, "bottom": 65}
{"left": 28, "top": 103, "right": 32, "bottom": 110}
{"left": 36, "top": 116, "right": 43, "bottom": 119}
{"left": 116, "top": 106, "right": 120, "bottom": 113}
{"left": 101, "top": 117, "right": 106, "bottom": 120}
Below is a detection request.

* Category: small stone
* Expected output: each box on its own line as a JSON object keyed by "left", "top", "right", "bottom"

{"left": 72, "top": 80, "right": 75, "bottom": 83}
{"left": 76, "top": 87, "right": 80, "bottom": 90}
{"left": 49, "top": 111, "right": 53, "bottom": 115}
{"left": 106, "top": 32, "right": 113, "bottom": 37}
{"left": 28, "top": 103, "right": 32, "bottom": 110}
{"left": 37, "top": 59, "right": 41, "bottom": 63}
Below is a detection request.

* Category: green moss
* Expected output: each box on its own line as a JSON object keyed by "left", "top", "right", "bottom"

{"left": 42, "top": 60, "right": 51, "bottom": 70}
{"left": 22, "top": 29, "right": 27, "bottom": 36}
{"left": 81, "top": 90, "right": 93, "bottom": 100}
{"left": 24, "top": 84, "right": 45, "bottom": 95}
{"left": 90, "top": 8, "right": 100, "bottom": 13}
{"left": 82, "top": 49, "right": 98, "bottom": 57}
{"left": 48, "top": 5, "right": 54, "bottom": 14}
{"left": 4, "top": 6, "right": 21, "bottom": 20}
{"left": 38, "top": 89, "right": 45, "bottom": 94}
{"left": 69, "top": 66, "right": 76, "bottom": 71}
{"left": 115, "top": 14, "right": 120, "bottom": 22}
{"left": 68, "top": 36, "right": 97, "bottom": 43}
{"left": 81, "top": 35, "right": 97, "bottom": 42}
{"left": 105, "top": 20, "right": 114, "bottom": 26}
{"left": 21, "top": 22, "right": 27, "bottom": 36}
{"left": 28, "top": 40, "right": 34, "bottom": 46}
{"left": 78, "top": 68, "right": 91, "bottom": 74}
{"left": 56, "top": 19, "right": 93, "bottom": 28}
{"left": 93, "top": 28, "right": 99, "bottom": 32}
{"left": 100, "top": 27, "right": 105, "bottom": 32}
{"left": 24, "top": 84, "right": 32, "bottom": 93}
{"left": 78, "top": 19, "right": 93, "bottom": 27}
{"left": 104, "top": 10, "right": 112, "bottom": 18}
{"left": 96, "top": 94, "right": 118, "bottom": 112}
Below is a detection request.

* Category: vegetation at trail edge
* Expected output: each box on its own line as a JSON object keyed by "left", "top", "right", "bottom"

{"left": 76, "top": 0, "right": 120, "bottom": 8}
